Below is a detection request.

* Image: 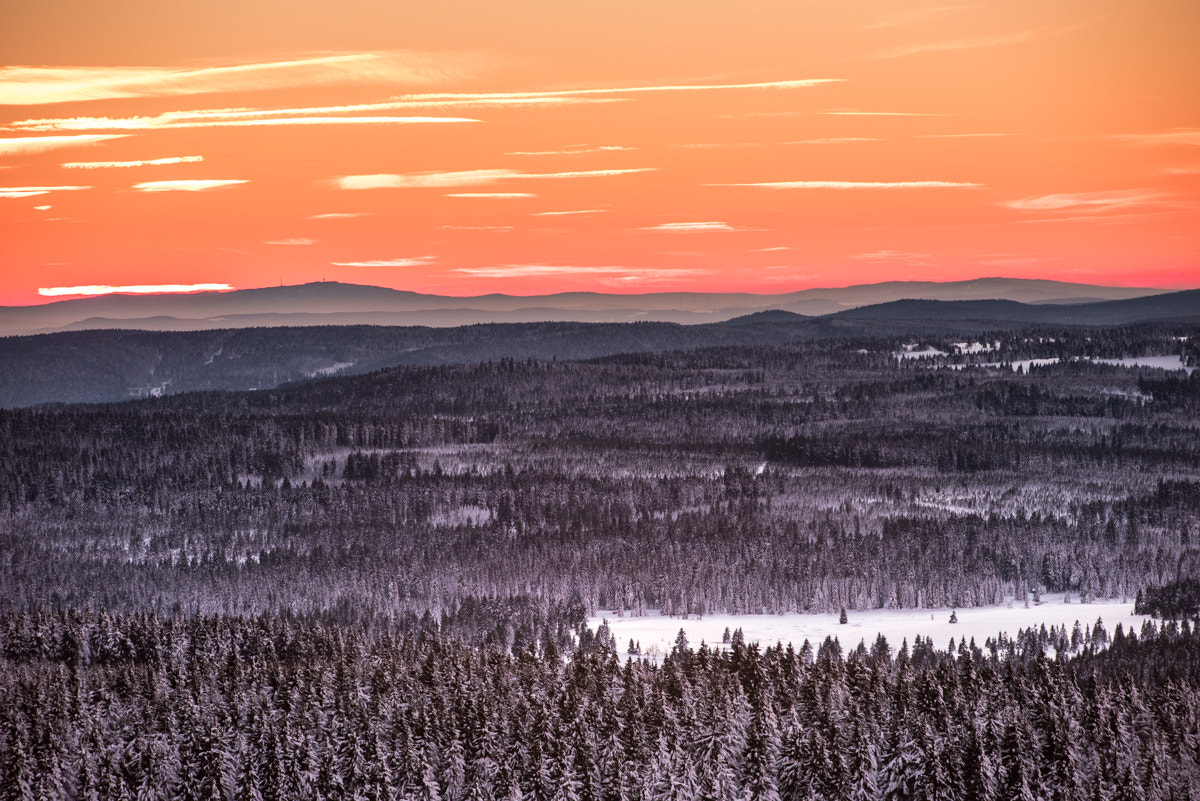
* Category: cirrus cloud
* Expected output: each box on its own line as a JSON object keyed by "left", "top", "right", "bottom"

{"left": 454, "top": 264, "right": 703, "bottom": 279}
{"left": 38, "top": 283, "right": 233, "bottom": 297}
{"left": 0, "top": 184, "right": 90, "bottom": 198}
{"left": 330, "top": 256, "right": 435, "bottom": 267}
{"left": 133, "top": 179, "right": 248, "bottom": 192}
{"left": 0, "top": 134, "right": 129, "bottom": 156}
{"left": 640, "top": 221, "right": 738, "bottom": 232}
{"left": 1002, "top": 190, "right": 1163, "bottom": 212}
{"left": 62, "top": 155, "right": 203, "bottom": 169}
{"left": 0, "top": 53, "right": 479, "bottom": 105}
{"left": 716, "top": 180, "right": 981, "bottom": 189}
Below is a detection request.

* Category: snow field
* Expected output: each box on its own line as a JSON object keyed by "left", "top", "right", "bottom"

{"left": 589, "top": 593, "right": 1151, "bottom": 659}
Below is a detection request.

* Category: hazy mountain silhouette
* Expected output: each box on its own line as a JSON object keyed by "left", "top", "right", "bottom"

{"left": 0, "top": 278, "right": 1168, "bottom": 337}
{"left": 2, "top": 287, "right": 1196, "bottom": 408}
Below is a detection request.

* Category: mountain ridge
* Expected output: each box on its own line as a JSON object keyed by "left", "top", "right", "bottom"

{"left": 1, "top": 278, "right": 1171, "bottom": 337}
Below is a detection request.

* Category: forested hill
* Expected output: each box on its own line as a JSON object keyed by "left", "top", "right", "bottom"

{"left": 4, "top": 324, "right": 1200, "bottom": 797}
{"left": 3, "top": 326, "right": 1198, "bottom": 631}
{"left": 2, "top": 288, "right": 1199, "bottom": 408}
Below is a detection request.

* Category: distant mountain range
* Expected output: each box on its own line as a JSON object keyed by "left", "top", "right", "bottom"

{"left": 1, "top": 284, "right": 1197, "bottom": 408}
{"left": 0, "top": 278, "right": 1170, "bottom": 337}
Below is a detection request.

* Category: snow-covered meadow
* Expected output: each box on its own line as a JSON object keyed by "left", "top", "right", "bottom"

{"left": 589, "top": 593, "right": 1150, "bottom": 659}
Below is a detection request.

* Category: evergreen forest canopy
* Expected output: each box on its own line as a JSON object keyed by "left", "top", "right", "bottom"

{"left": 1, "top": 321, "right": 1199, "bottom": 799}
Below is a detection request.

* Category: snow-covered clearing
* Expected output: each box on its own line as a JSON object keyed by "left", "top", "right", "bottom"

{"left": 894, "top": 346, "right": 947, "bottom": 360}
{"left": 1089, "top": 355, "right": 1194, "bottom": 374}
{"left": 308, "top": 361, "right": 355, "bottom": 377}
{"left": 589, "top": 593, "right": 1149, "bottom": 659}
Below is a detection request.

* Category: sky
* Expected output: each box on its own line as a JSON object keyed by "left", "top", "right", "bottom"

{"left": 1, "top": 0, "right": 1198, "bottom": 305}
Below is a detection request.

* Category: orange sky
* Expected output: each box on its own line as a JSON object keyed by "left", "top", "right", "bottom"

{"left": 2, "top": 0, "right": 1198, "bottom": 305}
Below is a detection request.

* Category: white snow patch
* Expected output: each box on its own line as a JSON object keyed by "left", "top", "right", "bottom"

{"left": 590, "top": 593, "right": 1149, "bottom": 660}
{"left": 308, "top": 361, "right": 355, "bottom": 377}
{"left": 950, "top": 341, "right": 999, "bottom": 354}
{"left": 1089, "top": 355, "right": 1193, "bottom": 374}
{"left": 895, "top": 346, "right": 947, "bottom": 360}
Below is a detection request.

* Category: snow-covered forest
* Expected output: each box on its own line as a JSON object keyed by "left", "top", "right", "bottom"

{"left": 1, "top": 323, "right": 1198, "bottom": 798}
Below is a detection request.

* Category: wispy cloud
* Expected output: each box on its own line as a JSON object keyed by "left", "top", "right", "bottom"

{"left": 132, "top": 179, "right": 248, "bottom": 192}
{"left": 852, "top": 250, "right": 933, "bottom": 261}
{"left": 309, "top": 212, "right": 373, "bottom": 219}
{"left": 395, "top": 78, "right": 841, "bottom": 105}
{"left": 446, "top": 193, "right": 537, "bottom": 198}
{"left": 640, "top": 221, "right": 738, "bottom": 232}
{"left": 330, "top": 256, "right": 435, "bottom": 267}
{"left": 864, "top": 6, "right": 974, "bottom": 30}
{"left": 822, "top": 110, "right": 946, "bottom": 117}
{"left": 0, "top": 134, "right": 128, "bottom": 156}
{"left": 265, "top": 238, "right": 316, "bottom": 246}
{"left": 0, "top": 184, "right": 90, "bottom": 198}
{"left": 873, "top": 19, "right": 1101, "bottom": 60}
{"left": 454, "top": 265, "right": 702, "bottom": 279}
{"left": 0, "top": 53, "right": 477, "bottom": 105}
{"left": 717, "top": 180, "right": 981, "bottom": 189}
{"left": 1002, "top": 190, "right": 1162, "bottom": 212}
{"left": 917, "top": 133, "right": 1013, "bottom": 138}
{"left": 438, "top": 225, "right": 514, "bottom": 231}
{"left": 790, "top": 137, "right": 885, "bottom": 144}
{"left": 14, "top": 113, "right": 479, "bottom": 132}
{"left": 1117, "top": 129, "right": 1200, "bottom": 147}
{"left": 9, "top": 77, "right": 839, "bottom": 129}
{"left": 332, "top": 167, "right": 652, "bottom": 190}
{"left": 532, "top": 209, "right": 610, "bottom": 216}
{"left": 506, "top": 145, "right": 635, "bottom": 156}
{"left": 38, "top": 283, "right": 233, "bottom": 297}
{"left": 750, "top": 246, "right": 792, "bottom": 252}
{"left": 62, "top": 155, "right": 203, "bottom": 169}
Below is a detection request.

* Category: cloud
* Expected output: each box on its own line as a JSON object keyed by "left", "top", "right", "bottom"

{"left": 822, "top": 110, "right": 946, "bottom": 116}
{"left": 62, "top": 155, "right": 204, "bottom": 169}
{"left": 9, "top": 78, "right": 839, "bottom": 130}
{"left": 14, "top": 113, "right": 478, "bottom": 132}
{"left": 454, "top": 265, "right": 702, "bottom": 279}
{"left": 532, "top": 209, "right": 610, "bottom": 216}
{"left": 330, "top": 256, "right": 435, "bottom": 267}
{"left": 789, "top": 137, "right": 885, "bottom": 144}
{"left": 0, "top": 53, "right": 477, "bottom": 105}
{"left": 852, "top": 250, "right": 933, "bottom": 260}
{"left": 309, "top": 212, "right": 373, "bottom": 219}
{"left": 864, "top": 6, "right": 974, "bottom": 30}
{"left": 38, "top": 283, "right": 233, "bottom": 297}
{"left": 446, "top": 193, "right": 537, "bottom": 198}
{"left": 0, "top": 134, "right": 129, "bottom": 156}
{"left": 439, "top": 225, "right": 515, "bottom": 231}
{"left": 0, "top": 184, "right": 90, "bottom": 198}
{"left": 507, "top": 146, "right": 635, "bottom": 156}
{"left": 1002, "top": 191, "right": 1162, "bottom": 212}
{"left": 34, "top": 205, "right": 51, "bottom": 210}
{"left": 334, "top": 170, "right": 513, "bottom": 189}
{"left": 265, "top": 238, "right": 316, "bottom": 246}
{"left": 717, "top": 180, "right": 981, "bottom": 189}
{"left": 394, "top": 78, "right": 841, "bottom": 105}
{"left": 332, "top": 167, "right": 652, "bottom": 190}
{"left": 872, "top": 19, "right": 1102, "bottom": 60}
{"left": 750, "top": 246, "right": 793, "bottom": 252}
{"left": 675, "top": 138, "right": 883, "bottom": 148}
{"left": 640, "top": 222, "right": 737, "bottom": 232}
{"left": 132, "top": 179, "right": 248, "bottom": 192}
{"left": 1118, "top": 129, "right": 1200, "bottom": 147}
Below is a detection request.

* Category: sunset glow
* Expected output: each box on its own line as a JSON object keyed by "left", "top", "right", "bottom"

{"left": 2, "top": 1, "right": 1198, "bottom": 303}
